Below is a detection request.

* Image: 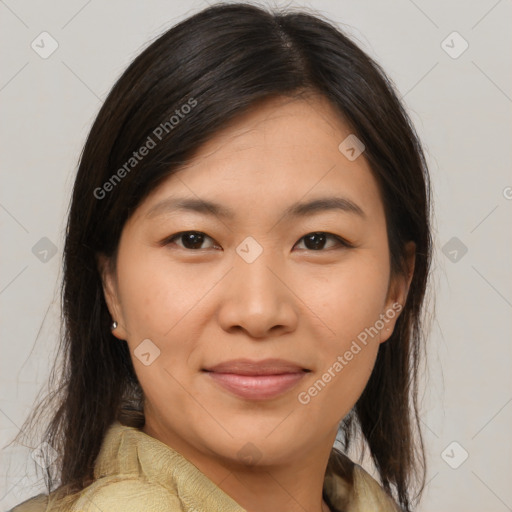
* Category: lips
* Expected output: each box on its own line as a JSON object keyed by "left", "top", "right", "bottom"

{"left": 202, "top": 358, "right": 310, "bottom": 400}
{"left": 202, "top": 358, "right": 309, "bottom": 376}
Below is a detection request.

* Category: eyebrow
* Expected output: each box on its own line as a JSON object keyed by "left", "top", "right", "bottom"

{"left": 145, "top": 195, "right": 366, "bottom": 221}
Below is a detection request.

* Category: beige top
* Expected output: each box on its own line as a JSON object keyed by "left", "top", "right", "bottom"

{"left": 10, "top": 421, "right": 401, "bottom": 512}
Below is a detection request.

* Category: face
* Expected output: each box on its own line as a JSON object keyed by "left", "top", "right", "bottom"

{"left": 98, "top": 94, "right": 414, "bottom": 469}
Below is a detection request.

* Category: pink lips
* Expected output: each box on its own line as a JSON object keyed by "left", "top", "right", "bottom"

{"left": 202, "top": 358, "right": 309, "bottom": 400}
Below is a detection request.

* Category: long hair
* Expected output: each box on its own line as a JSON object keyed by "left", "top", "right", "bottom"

{"left": 12, "top": 3, "right": 433, "bottom": 510}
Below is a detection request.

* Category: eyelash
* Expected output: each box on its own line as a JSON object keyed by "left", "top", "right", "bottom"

{"left": 161, "top": 231, "right": 353, "bottom": 252}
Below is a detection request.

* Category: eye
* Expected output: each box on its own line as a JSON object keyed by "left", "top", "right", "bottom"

{"left": 162, "top": 231, "right": 351, "bottom": 252}
{"left": 164, "top": 231, "right": 220, "bottom": 250}
{"left": 294, "top": 232, "right": 352, "bottom": 251}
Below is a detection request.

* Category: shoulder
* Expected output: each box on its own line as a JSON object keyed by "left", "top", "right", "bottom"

{"left": 352, "top": 463, "right": 402, "bottom": 512}
{"left": 67, "top": 476, "right": 183, "bottom": 512}
{"left": 324, "top": 449, "right": 402, "bottom": 512}
{"left": 7, "top": 493, "right": 48, "bottom": 512}
{"left": 7, "top": 478, "right": 184, "bottom": 512}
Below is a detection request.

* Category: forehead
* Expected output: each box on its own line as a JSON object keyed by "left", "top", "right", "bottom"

{"left": 132, "top": 94, "right": 385, "bottom": 227}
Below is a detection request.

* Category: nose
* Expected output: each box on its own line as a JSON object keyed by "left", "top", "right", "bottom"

{"left": 217, "top": 251, "right": 299, "bottom": 339}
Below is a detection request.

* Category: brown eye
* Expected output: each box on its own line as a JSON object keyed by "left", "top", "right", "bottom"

{"left": 294, "top": 232, "right": 350, "bottom": 251}
{"left": 162, "top": 230, "right": 351, "bottom": 252}
{"left": 165, "top": 231, "right": 218, "bottom": 250}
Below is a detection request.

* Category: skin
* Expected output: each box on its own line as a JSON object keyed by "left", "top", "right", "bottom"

{"left": 98, "top": 94, "right": 415, "bottom": 512}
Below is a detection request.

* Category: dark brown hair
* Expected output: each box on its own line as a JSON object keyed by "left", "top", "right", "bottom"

{"left": 12, "top": 3, "right": 432, "bottom": 511}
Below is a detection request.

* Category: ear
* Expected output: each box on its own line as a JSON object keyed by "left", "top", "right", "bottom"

{"left": 96, "top": 253, "right": 128, "bottom": 340}
{"left": 379, "top": 241, "right": 415, "bottom": 344}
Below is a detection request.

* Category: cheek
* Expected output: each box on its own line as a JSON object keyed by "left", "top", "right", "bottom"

{"left": 115, "top": 247, "right": 211, "bottom": 398}
{"left": 301, "top": 252, "right": 389, "bottom": 410}
{"left": 116, "top": 245, "right": 208, "bottom": 339}
{"left": 296, "top": 337, "right": 379, "bottom": 423}
{"left": 310, "top": 252, "right": 391, "bottom": 341}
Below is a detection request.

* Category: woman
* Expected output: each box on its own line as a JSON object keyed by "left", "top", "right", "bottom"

{"left": 9, "top": 2, "right": 432, "bottom": 511}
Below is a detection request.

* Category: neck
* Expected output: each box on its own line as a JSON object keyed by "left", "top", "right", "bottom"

{"left": 143, "top": 418, "right": 339, "bottom": 512}
{"left": 213, "top": 455, "right": 332, "bottom": 512}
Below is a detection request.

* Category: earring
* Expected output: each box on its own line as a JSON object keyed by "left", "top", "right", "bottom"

{"left": 111, "top": 321, "right": 118, "bottom": 330}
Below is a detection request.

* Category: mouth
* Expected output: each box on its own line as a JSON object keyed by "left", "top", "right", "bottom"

{"left": 202, "top": 357, "right": 310, "bottom": 375}
{"left": 201, "top": 358, "right": 310, "bottom": 400}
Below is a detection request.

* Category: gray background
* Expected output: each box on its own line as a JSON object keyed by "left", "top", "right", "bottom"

{"left": 1, "top": 0, "right": 511, "bottom": 510}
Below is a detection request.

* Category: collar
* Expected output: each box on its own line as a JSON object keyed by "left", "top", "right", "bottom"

{"left": 94, "top": 421, "right": 399, "bottom": 512}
